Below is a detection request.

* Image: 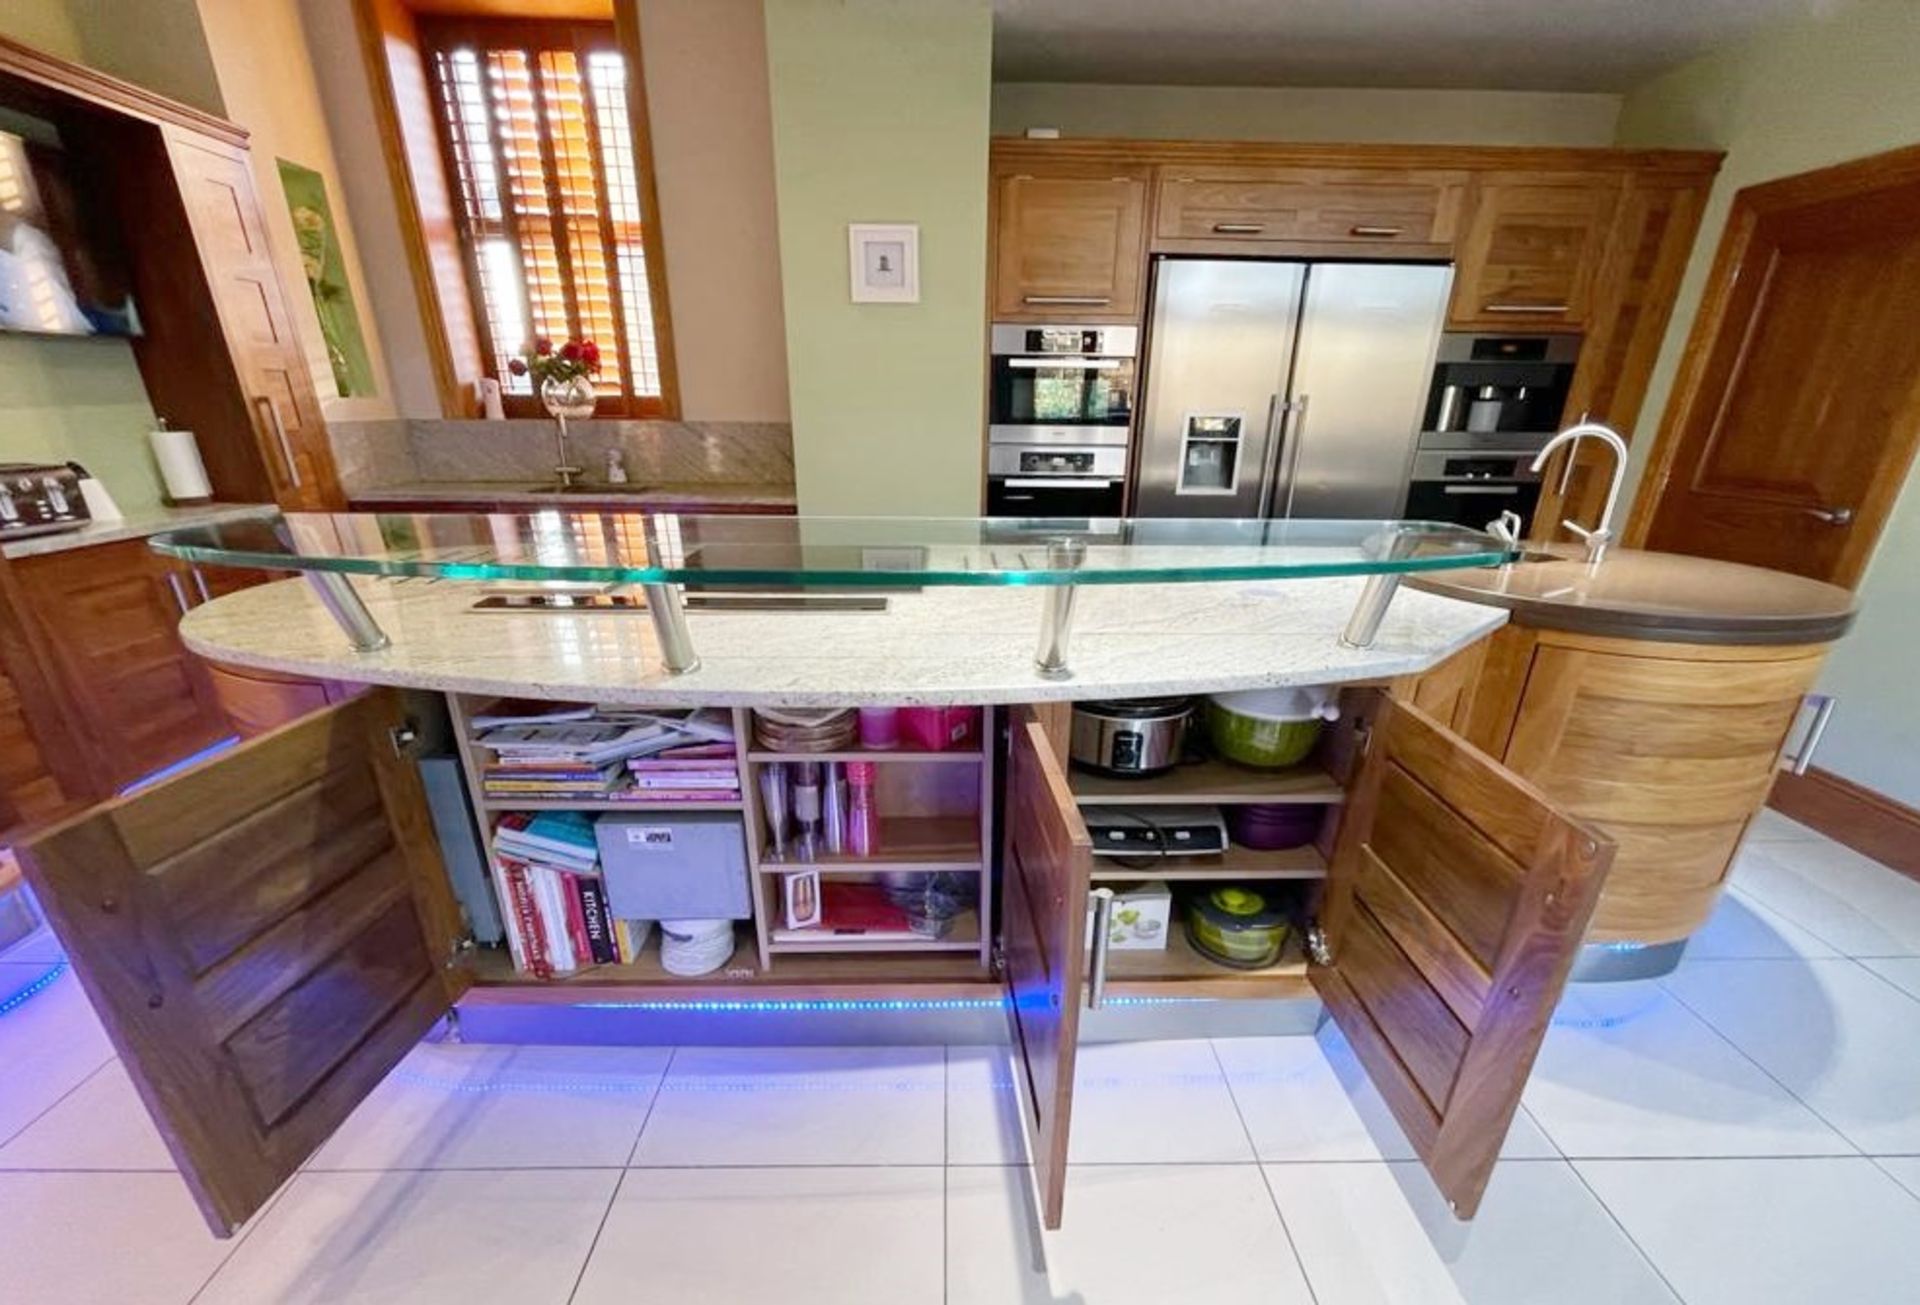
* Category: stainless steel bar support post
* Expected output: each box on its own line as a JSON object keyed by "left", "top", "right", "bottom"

{"left": 642, "top": 582, "right": 701, "bottom": 674}
{"left": 1034, "top": 538, "right": 1087, "bottom": 679}
{"left": 304, "top": 571, "right": 391, "bottom": 653}
{"left": 1340, "top": 573, "right": 1402, "bottom": 649}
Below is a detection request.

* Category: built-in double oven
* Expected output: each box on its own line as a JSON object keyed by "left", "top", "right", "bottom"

{"left": 986, "top": 324, "right": 1136, "bottom": 517}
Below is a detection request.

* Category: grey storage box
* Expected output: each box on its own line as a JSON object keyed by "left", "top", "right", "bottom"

{"left": 595, "top": 811, "right": 751, "bottom": 921}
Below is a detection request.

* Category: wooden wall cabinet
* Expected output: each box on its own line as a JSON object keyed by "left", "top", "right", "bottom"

{"left": 1154, "top": 165, "right": 1468, "bottom": 253}
{"left": 1446, "top": 171, "right": 1625, "bottom": 331}
{"left": 992, "top": 167, "right": 1151, "bottom": 320}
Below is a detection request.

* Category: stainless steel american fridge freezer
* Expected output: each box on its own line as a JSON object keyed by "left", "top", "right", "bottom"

{"left": 1131, "top": 258, "right": 1453, "bottom": 519}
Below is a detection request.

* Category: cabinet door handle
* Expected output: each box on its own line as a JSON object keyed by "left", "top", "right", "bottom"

{"left": 1211, "top": 222, "right": 1265, "bottom": 235}
{"left": 1441, "top": 484, "right": 1522, "bottom": 495}
{"left": 1349, "top": 225, "right": 1404, "bottom": 238}
{"left": 1802, "top": 505, "right": 1854, "bottom": 526}
{"left": 1483, "top": 302, "right": 1572, "bottom": 314}
{"left": 254, "top": 395, "right": 302, "bottom": 488}
{"left": 1784, "top": 693, "right": 1837, "bottom": 775}
{"left": 1087, "top": 887, "right": 1116, "bottom": 1010}
{"left": 164, "top": 570, "right": 191, "bottom": 615}
{"left": 1022, "top": 295, "right": 1111, "bottom": 306}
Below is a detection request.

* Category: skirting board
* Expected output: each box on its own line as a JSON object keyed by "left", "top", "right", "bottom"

{"left": 1769, "top": 766, "right": 1920, "bottom": 884}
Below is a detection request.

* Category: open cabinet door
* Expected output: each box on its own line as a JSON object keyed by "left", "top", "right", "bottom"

{"left": 1311, "top": 693, "right": 1615, "bottom": 1218}
{"left": 1001, "top": 705, "right": 1094, "bottom": 1230}
{"left": 16, "top": 689, "right": 466, "bottom": 1236}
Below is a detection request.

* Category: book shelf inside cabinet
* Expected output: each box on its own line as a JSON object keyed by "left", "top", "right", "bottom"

{"left": 446, "top": 696, "right": 996, "bottom": 987}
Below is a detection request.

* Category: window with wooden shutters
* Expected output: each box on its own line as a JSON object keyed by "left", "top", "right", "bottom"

{"left": 420, "top": 18, "right": 668, "bottom": 416}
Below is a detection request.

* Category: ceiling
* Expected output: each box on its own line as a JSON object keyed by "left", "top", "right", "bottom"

{"left": 992, "top": 0, "right": 1835, "bottom": 93}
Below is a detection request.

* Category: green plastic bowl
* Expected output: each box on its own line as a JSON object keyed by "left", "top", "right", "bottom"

{"left": 1205, "top": 699, "right": 1324, "bottom": 768}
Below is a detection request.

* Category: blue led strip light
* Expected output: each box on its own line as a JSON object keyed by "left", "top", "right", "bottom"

{"left": 0, "top": 959, "right": 67, "bottom": 1017}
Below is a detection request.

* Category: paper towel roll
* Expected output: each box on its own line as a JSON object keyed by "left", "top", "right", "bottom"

{"left": 150, "top": 424, "right": 213, "bottom": 503}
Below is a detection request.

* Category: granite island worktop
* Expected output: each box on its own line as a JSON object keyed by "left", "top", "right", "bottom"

{"left": 347, "top": 480, "right": 797, "bottom": 514}
{"left": 176, "top": 571, "right": 1506, "bottom": 706}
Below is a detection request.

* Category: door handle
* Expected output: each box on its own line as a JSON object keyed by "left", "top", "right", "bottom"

{"left": 1254, "top": 393, "right": 1285, "bottom": 518}
{"left": 1348, "top": 225, "right": 1404, "bottom": 238}
{"left": 254, "top": 395, "right": 302, "bottom": 489}
{"left": 1211, "top": 222, "right": 1265, "bottom": 235}
{"left": 1483, "top": 302, "right": 1571, "bottom": 314}
{"left": 1802, "top": 505, "right": 1854, "bottom": 526}
{"left": 1442, "top": 484, "right": 1523, "bottom": 495}
{"left": 1280, "top": 394, "right": 1311, "bottom": 520}
{"left": 1005, "top": 478, "right": 1119, "bottom": 489}
{"left": 1783, "top": 694, "right": 1837, "bottom": 775}
{"left": 1087, "top": 887, "right": 1116, "bottom": 1010}
{"left": 1022, "top": 295, "right": 1110, "bottom": 306}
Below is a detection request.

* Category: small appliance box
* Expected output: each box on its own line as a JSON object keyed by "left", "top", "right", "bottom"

{"left": 595, "top": 812, "right": 751, "bottom": 921}
{"left": 1085, "top": 880, "right": 1172, "bottom": 951}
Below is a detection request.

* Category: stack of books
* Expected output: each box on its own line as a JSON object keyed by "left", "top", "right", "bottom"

{"left": 488, "top": 811, "right": 651, "bottom": 977}
{"left": 624, "top": 739, "right": 742, "bottom": 802}
{"left": 473, "top": 703, "right": 737, "bottom": 802}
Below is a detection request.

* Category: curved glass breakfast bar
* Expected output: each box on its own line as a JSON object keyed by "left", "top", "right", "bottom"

{"left": 150, "top": 512, "right": 1518, "bottom": 676}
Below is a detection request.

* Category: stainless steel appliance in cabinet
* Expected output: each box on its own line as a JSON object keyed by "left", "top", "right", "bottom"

{"left": 987, "top": 324, "right": 1134, "bottom": 516}
{"left": 1132, "top": 259, "right": 1452, "bottom": 520}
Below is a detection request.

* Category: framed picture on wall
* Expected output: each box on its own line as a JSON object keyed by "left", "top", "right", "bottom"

{"left": 848, "top": 223, "right": 919, "bottom": 304}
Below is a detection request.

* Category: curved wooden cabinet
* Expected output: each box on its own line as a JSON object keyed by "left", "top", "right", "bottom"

{"left": 1424, "top": 626, "right": 1827, "bottom": 943}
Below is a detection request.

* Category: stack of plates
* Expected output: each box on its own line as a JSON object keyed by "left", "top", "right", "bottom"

{"left": 753, "top": 707, "right": 858, "bottom": 752}
{"left": 660, "top": 918, "right": 735, "bottom": 976}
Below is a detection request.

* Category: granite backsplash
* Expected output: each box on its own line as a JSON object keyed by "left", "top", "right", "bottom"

{"left": 327, "top": 418, "right": 794, "bottom": 494}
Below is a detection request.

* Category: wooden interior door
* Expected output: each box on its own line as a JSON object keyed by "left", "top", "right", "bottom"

{"left": 1311, "top": 694, "right": 1615, "bottom": 1218}
{"left": 993, "top": 170, "right": 1149, "bottom": 319}
{"left": 164, "top": 127, "right": 342, "bottom": 511}
{"left": 1000, "top": 704, "right": 1094, "bottom": 1229}
{"left": 14, "top": 689, "right": 465, "bottom": 1236}
{"left": 1635, "top": 146, "right": 1920, "bottom": 586}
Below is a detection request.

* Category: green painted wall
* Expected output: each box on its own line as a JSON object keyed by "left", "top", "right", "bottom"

{"left": 762, "top": 0, "right": 990, "bottom": 516}
{"left": 1615, "top": 0, "right": 1920, "bottom": 805}
{"left": 0, "top": 2, "right": 168, "bottom": 512}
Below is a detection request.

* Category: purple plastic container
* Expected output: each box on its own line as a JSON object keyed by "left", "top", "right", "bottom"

{"left": 1225, "top": 803, "right": 1324, "bottom": 850}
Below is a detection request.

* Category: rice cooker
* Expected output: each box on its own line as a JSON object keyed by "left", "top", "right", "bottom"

{"left": 1069, "top": 698, "right": 1192, "bottom": 777}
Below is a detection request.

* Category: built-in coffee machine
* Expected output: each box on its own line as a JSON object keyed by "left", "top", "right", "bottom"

{"left": 1406, "top": 333, "right": 1580, "bottom": 533}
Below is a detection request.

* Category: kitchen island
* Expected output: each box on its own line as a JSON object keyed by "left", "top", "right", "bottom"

{"left": 6, "top": 511, "right": 1674, "bottom": 1237}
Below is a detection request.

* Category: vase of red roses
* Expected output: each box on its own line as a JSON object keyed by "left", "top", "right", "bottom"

{"left": 509, "top": 337, "right": 601, "bottom": 485}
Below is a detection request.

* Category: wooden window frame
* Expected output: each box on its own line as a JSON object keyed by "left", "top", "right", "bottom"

{"left": 348, "top": 0, "right": 678, "bottom": 419}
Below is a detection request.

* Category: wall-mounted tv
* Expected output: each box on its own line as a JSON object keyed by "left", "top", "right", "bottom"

{"left": 0, "top": 118, "right": 140, "bottom": 339}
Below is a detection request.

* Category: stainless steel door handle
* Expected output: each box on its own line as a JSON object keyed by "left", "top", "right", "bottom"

{"left": 1022, "top": 295, "right": 1110, "bottom": 306}
{"left": 1087, "top": 887, "right": 1116, "bottom": 1010}
{"left": 1280, "top": 394, "right": 1311, "bottom": 520}
{"left": 1442, "top": 484, "right": 1522, "bottom": 495}
{"left": 254, "top": 395, "right": 302, "bottom": 488}
{"left": 1784, "top": 693, "right": 1837, "bottom": 775}
{"left": 1803, "top": 505, "right": 1854, "bottom": 525}
{"left": 1005, "top": 478, "right": 1118, "bottom": 489}
{"left": 1254, "top": 393, "right": 1284, "bottom": 518}
{"left": 1483, "top": 302, "right": 1572, "bottom": 314}
{"left": 1211, "top": 223, "right": 1266, "bottom": 235}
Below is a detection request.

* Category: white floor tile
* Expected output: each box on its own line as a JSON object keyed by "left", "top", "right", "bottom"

{"left": 1876, "top": 1156, "right": 1920, "bottom": 1202}
{"left": 1662, "top": 958, "right": 1920, "bottom": 1154}
{"left": 631, "top": 1044, "right": 945, "bottom": 1167}
{"left": 947, "top": 1163, "right": 1314, "bottom": 1305}
{"left": 1268, "top": 1159, "right": 1677, "bottom": 1305}
{"left": 1522, "top": 980, "right": 1850, "bottom": 1157}
{"left": 574, "top": 1166, "right": 943, "bottom": 1305}
{"left": 949, "top": 1037, "right": 1253, "bottom": 1164}
{"left": 1216, "top": 1027, "right": 1557, "bottom": 1163}
{"left": 1861, "top": 957, "right": 1920, "bottom": 1004}
{"left": 1732, "top": 841, "right": 1920, "bottom": 956}
{"left": 1578, "top": 1157, "right": 1920, "bottom": 1305}
{"left": 0, "top": 1170, "right": 239, "bottom": 1305}
{"left": 196, "top": 1168, "right": 616, "bottom": 1305}
{"left": 308, "top": 1042, "right": 668, "bottom": 1170}
{"left": 1742, "top": 808, "right": 1822, "bottom": 843}
{"left": 1684, "top": 888, "right": 1840, "bottom": 961}
{"left": 0, "top": 966, "right": 113, "bottom": 1147}
{"left": 0, "top": 1060, "right": 173, "bottom": 1170}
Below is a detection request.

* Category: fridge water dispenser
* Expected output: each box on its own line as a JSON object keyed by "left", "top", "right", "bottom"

{"left": 1177, "top": 414, "right": 1243, "bottom": 494}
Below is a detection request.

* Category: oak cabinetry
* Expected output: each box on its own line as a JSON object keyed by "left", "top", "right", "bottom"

{"left": 991, "top": 167, "right": 1151, "bottom": 320}
{"left": 1154, "top": 166, "right": 1468, "bottom": 252}
{"left": 1446, "top": 171, "right": 1625, "bottom": 331}
{"left": 0, "top": 654, "right": 71, "bottom": 832}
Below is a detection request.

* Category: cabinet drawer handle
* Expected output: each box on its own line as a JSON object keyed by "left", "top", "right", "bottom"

{"left": 1211, "top": 222, "right": 1265, "bottom": 235}
{"left": 1802, "top": 505, "right": 1854, "bottom": 526}
{"left": 1087, "top": 887, "right": 1116, "bottom": 1010}
{"left": 1442, "top": 484, "right": 1522, "bottom": 495}
{"left": 1022, "top": 295, "right": 1111, "bottom": 306}
{"left": 1785, "top": 693, "right": 1837, "bottom": 775}
{"left": 1349, "top": 225, "right": 1404, "bottom": 238}
{"left": 254, "top": 395, "right": 302, "bottom": 488}
{"left": 1483, "top": 302, "right": 1572, "bottom": 314}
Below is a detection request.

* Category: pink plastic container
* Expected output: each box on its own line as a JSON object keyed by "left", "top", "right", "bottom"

{"left": 857, "top": 706, "right": 901, "bottom": 750}
{"left": 898, "top": 706, "right": 981, "bottom": 752}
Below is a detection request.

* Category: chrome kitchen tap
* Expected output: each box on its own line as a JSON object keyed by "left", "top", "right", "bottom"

{"left": 1531, "top": 420, "right": 1630, "bottom": 564}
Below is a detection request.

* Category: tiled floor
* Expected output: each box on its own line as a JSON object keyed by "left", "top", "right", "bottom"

{"left": 4, "top": 808, "right": 1920, "bottom": 1303}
